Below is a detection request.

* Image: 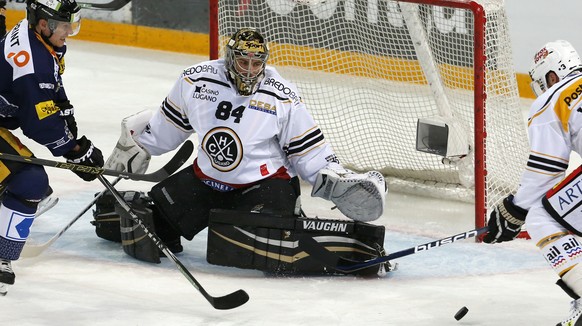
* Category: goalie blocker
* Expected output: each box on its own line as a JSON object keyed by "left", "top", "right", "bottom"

{"left": 207, "top": 209, "right": 389, "bottom": 276}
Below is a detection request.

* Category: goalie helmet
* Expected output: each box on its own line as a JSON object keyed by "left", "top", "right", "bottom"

{"left": 529, "top": 40, "right": 582, "bottom": 97}
{"left": 225, "top": 28, "right": 269, "bottom": 96}
{"left": 27, "top": 0, "right": 81, "bottom": 36}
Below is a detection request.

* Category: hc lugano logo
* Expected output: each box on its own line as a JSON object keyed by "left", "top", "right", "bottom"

{"left": 202, "top": 127, "right": 243, "bottom": 172}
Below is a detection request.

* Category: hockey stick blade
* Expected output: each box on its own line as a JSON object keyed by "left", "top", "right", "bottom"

{"left": 0, "top": 140, "right": 193, "bottom": 182}
{"left": 36, "top": 197, "right": 59, "bottom": 218}
{"left": 207, "top": 289, "right": 250, "bottom": 310}
{"left": 98, "top": 175, "right": 249, "bottom": 310}
{"left": 300, "top": 227, "right": 489, "bottom": 274}
{"left": 78, "top": 0, "right": 131, "bottom": 10}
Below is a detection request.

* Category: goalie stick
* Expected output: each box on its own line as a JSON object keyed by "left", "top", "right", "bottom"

{"left": 78, "top": 0, "right": 131, "bottom": 10}
{"left": 20, "top": 141, "right": 194, "bottom": 258}
{"left": 97, "top": 175, "right": 249, "bottom": 310}
{"left": 299, "top": 227, "right": 489, "bottom": 274}
{"left": 0, "top": 140, "right": 193, "bottom": 182}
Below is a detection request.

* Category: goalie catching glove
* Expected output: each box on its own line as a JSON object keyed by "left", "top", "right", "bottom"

{"left": 105, "top": 109, "right": 152, "bottom": 174}
{"left": 311, "top": 163, "right": 387, "bottom": 222}
{"left": 483, "top": 194, "right": 528, "bottom": 243}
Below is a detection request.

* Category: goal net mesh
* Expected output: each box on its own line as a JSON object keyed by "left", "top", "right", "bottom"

{"left": 215, "top": 0, "right": 528, "bottom": 212}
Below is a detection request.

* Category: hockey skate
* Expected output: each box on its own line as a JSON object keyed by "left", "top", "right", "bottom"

{"left": 558, "top": 298, "right": 582, "bottom": 326}
{"left": 0, "top": 259, "right": 15, "bottom": 296}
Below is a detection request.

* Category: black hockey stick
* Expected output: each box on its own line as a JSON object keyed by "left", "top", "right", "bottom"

{"left": 0, "top": 140, "right": 193, "bottom": 182}
{"left": 21, "top": 141, "right": 194, "bottom": 257}
{"left": 97, "top": 175, "right": 249, "bottom": 310}
{"left": 78, "top": 0, "right": 131, "bottom": 10}
{"left": 299, "top": 227, "right": 488, "bottom": 274}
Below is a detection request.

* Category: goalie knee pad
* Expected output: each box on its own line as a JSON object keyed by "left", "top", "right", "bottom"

{"left": 149, "top": 166, "right": 210, "bottom": 240}
{"left": 206, "top": 209, "right": 387, "bottom": 276}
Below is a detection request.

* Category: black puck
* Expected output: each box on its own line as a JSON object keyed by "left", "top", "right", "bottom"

{"left": 454, "top": 306, "right": 468, "bottom": 321}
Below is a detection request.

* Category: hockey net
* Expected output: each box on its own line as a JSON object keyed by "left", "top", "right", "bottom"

{"left": 209, "top": 0, "right": 529, "bottom": 232}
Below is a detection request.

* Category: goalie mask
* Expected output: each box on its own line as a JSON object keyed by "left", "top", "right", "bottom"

{"left": 529, "top": 40, "right": 582, "bottom": 97}
{"left": 27, "top": 0, "right": 82, "bottom": 36}
{"left": 225, "top": 28, "right": 269, "bottom": 96}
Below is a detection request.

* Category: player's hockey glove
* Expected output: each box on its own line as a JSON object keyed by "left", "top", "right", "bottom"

{"left": 56, "top": 100, "right": 77, "bottom": 139}
{"left": 64, "top": 136, "right": 104, "bottom": 181}
{"left": 483, "top": 194, "right": 528, "bottom": 243}
{"left": 311, "top": 163, "right": 387, "bottom": 222}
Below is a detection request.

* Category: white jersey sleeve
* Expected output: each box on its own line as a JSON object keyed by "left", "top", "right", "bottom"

{"left": 137, "top": 71, "right": 194, "bottom": 156}
{"left": 261, "top": 69, "right": 338, "bottom": 185}
{"left": 277, "top": 93, "right": 337, "bottom": 185}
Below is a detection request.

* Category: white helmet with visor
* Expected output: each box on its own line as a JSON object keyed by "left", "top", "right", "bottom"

{"left": 529, "top": 40, "right": 582, "bottom": 97}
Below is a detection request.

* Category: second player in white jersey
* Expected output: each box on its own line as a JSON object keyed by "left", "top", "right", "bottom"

{"left": 483, "top": 40, "right": 582, "bottom": 326}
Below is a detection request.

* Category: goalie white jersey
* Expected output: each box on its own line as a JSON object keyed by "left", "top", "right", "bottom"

{"left": 513, "top": 72, "right": 582, "bottom": 209}
{"left": 138, "top": 59, "right": 338, "bottom": 191}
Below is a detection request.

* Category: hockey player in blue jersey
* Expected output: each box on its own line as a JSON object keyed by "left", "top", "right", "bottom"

{"left": 0, "top": 0, "right": 104, "bottom": 294}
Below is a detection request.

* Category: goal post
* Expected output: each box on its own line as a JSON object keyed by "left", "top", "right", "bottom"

{"left": 209, "top": 0, "right": 529, "bottom": 237}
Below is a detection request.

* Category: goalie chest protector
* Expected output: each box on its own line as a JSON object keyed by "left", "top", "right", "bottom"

{"left": 207, "top": 209, "right": 386, "bottom": 275}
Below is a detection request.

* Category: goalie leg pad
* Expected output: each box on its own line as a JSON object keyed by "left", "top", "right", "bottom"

{"left": 116, "top": 191, "right": 160, "bottom": 264}
{"left": 92, "top": 191, "right": 122, "bottom": 243}
{"left": 206, "top": 209, "right": 386, "bottom": 276}
{"left": 93, "top": 191, "right": 182, "bottom": 261}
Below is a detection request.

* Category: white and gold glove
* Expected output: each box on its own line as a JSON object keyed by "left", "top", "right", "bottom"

{"left": 105, "top": 109, "right": 152, "bottom": 174}
{"left": 311, "top": 163, "right": 387, "bottom": 222}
